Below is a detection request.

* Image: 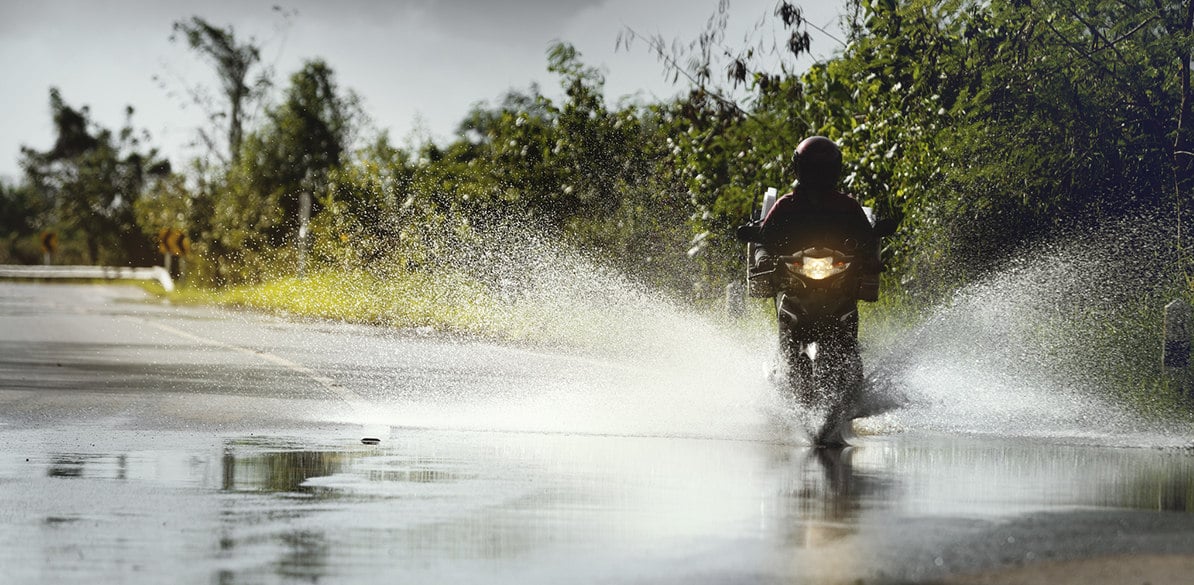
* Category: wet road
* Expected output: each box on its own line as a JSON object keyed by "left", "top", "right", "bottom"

{"left": 1, "top": 282, "right": 1193, "bottom": 584}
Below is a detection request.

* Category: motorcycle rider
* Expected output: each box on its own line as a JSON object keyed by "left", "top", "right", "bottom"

{"left": 757, "top": 136, "right": 874, "bottom": 265}
{"left": 754, "top": 136, "right": 880, "bottom": 387}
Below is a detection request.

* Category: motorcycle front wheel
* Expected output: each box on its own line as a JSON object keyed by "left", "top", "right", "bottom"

{"left": 778, "top": 327, "right": 863, "bottom": 445}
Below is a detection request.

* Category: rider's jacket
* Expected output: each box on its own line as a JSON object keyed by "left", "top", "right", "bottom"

{"left": 759, "top": 186, "right": 875, "bottom": 258}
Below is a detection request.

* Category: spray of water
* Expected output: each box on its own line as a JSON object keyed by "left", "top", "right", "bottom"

{"left": 857, "top": 213, "right": 1190, "bottom": 446}
{"left": 355, "top": 215, "right": 1188, "bottom": 446}
{"left": 369, "top": 223, "right": 783, "bottom": 440}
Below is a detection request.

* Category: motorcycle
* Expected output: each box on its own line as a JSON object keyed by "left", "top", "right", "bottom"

{"left": 736, "top": 188, "right": 897, "bottom": 446}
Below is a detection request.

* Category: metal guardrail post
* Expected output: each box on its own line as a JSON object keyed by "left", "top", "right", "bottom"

{"left": 150, "top": 266, "right": 175, "bottom": 292}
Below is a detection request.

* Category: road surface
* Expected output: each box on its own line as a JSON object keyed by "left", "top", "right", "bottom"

{"left": 1, "top": 281, "right": 1192, "bottom": 584}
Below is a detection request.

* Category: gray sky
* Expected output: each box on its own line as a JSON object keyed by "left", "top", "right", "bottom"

{"left": 0, "top": 0, "right": 846, "bottom": 181}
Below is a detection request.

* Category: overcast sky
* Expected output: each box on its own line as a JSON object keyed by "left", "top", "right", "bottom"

{"left": 0, "top": 0, "right": 846, "bottom": 181}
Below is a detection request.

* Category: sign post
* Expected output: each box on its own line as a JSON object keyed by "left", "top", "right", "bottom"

{"left": 158, "top": 228, "right": 189, "bottom": 284}
{"left": 166, "top": 229, "right": 183, "bottom": 281}
{"left": 158, "top": 228, "right": 172, "bottom": 275}
{"left": 40, "top": 231, "right": 57, "bottom": 265}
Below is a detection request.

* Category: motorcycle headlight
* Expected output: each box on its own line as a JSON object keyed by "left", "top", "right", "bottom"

{"left": 796, "top": 256, "right": 849, "bottom": 280}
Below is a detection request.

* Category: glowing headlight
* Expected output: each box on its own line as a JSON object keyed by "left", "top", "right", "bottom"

{"left": 797, "top": 256, "right": 849, "bottom": 280}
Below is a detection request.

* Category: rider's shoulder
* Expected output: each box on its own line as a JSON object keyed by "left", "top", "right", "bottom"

{"left": 831, "top": 189, "right": 860, "bottom": 201}
{"left": 776, "top": 188, "right": 863, "bottom": 214}
{"left": 817, "top": 190, "right": 864, "bottom": 212}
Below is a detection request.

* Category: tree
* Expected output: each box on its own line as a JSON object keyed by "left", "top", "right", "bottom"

{"left": 170, "top": 16, "right": 271, "bottom": 165}
{"left": 20, "top": 89, "right": 169, "bottom": 265}
{"left": 616, "top": 2, "right": 827, "bottom": 288}
{"left": 266, "top": 59, "right": 358, "bottom": 188}
{"left": 202, "top": 59, "right": 361, "bottom": 281}
{"left": 624, "top": 0, "right": 1194, "bottom": 293}
{"left": 0, "top": 179, "right": 49, "bottom": 264}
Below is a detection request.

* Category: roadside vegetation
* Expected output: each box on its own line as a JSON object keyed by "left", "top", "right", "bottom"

{"left": 157, "top": 271, "right": 500, "bottom": 334}
{"left": 2, "top": 0, "right": 1192, "bottom": 410}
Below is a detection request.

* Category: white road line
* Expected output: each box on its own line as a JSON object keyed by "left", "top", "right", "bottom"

{"left": 141, "top": 319, "right": 371, "bottom": 414}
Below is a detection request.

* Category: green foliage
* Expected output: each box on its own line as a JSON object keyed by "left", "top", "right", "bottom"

{"left": 19, "top": 89, "right": 169, "bottom": 265}
{"left": 134, "top": 172, "right": 192, "bottom": 238}
{"left": 824, "top": 0, "right": 1194, "bottom": 289}
{"left": 5, "top": 3, "right": 1189, "bottom": 290}
{"left": 188, "top": 59, "right": 362, "bottom": 284}
{"left": 0, "top": 179, "right": 49, "bottom": 264}
{"left": 635, "top": 0, "right": 1194, "bottom": 302}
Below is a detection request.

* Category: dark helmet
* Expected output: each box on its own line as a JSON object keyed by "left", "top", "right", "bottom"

{"left": 793, "top": 136, "right": 842, "bottom": 189}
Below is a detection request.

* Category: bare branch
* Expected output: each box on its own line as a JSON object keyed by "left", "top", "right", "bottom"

{"left": 622, "top": 25, "right": 747, "bottom": 115}
{"left": 1065, "top": 8, "right": 1127, "bottom": 62}
{"left": 803, "top": 18, "right": 847, "bottom": 48}
{"left": 1107, "top": 14, "right": 1159, "bottom": 46}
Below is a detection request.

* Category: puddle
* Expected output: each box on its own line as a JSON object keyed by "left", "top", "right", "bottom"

{"left": 2, "top": 425, "right": 1193, "bottom": 585}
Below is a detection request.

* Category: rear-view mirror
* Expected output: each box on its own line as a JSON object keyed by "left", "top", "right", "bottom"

{"left": 874, "top": 218, "right": 899, "bottom": 238}
{"left": 736, "top": 224, "right": 763, "bottom": 244}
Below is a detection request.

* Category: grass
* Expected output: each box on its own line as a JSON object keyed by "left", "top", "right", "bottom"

{"left": 150, "top": 270, "right": 556, "bottom": 342}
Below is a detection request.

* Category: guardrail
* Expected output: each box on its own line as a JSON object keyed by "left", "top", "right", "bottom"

{"left": 0, "top": 265, "right": 174, "bottom": 292}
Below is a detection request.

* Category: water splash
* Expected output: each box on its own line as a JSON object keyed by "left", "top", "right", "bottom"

{"left": 857, "top": 214, "right": 1190, "bottom": 446}
{"left": 346, "top": 216, "right": 1188, "bottom": 447}
{"left": 357, "top": 223, "right": 782, "bottom": 440}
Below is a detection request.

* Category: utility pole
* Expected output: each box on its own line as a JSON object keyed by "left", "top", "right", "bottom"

{"left": 298, "top": 172, "right": 313, "bottom": 279}
{"left": 178, "top": 235, "right": 190, "bottom": 285}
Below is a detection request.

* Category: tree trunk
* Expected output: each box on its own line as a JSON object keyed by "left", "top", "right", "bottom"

{"left": 229, "top": 89, "right": 243, "bottom": 164}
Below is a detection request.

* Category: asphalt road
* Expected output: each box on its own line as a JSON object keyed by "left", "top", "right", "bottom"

{"left": 1, "top": 281, "right": 1192, "bottom": 584}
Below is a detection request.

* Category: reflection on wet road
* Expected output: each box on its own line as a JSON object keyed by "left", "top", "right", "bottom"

{"left": 3, "top": 428, "right": 1193, "bottom": 584}
{"left": 1, "top": 283, "right": 1193, "bottom": 584}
